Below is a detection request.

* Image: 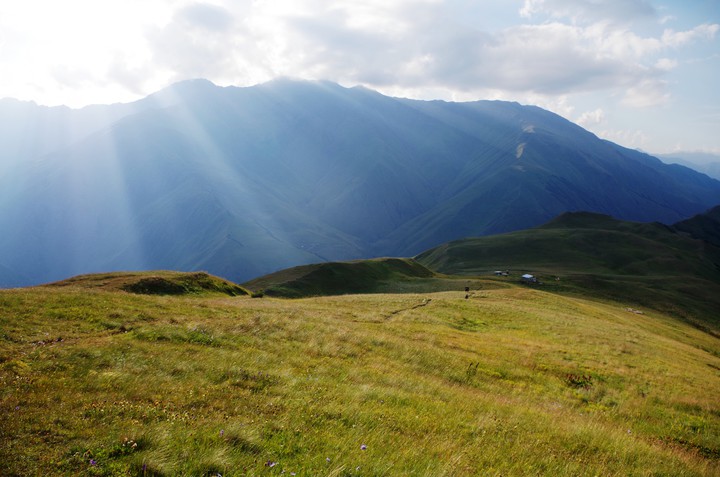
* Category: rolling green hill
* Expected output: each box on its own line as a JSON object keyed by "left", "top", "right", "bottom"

{"left": 416, "top": 212, "right": 720, "bottom": 331}
{"left": 1, "top": 277, "right": 719, "bottom": 475}
{"left": 245, "top": 211, "right": 720, "bottom": 332}
{"left": 675, "top": 205, "right": 720, "bottom": 247}
{"left": 241, "top": 257, "right": 479, "bottom": 298}
{"left": 45, "top": 271, "right": 249, "bottom": 297}
{"left": 416, "top": 211, "right": 720, "bottom": 277}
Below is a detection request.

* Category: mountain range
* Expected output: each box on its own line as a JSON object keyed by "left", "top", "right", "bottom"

{"left": 657, "top": 151, "right": 720, "bottom": 180}
{"left": 2, "top": 78, "right": 720, "bottom": 287}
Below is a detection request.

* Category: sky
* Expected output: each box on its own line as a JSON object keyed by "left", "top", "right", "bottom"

{"left": 1, "top": 0, "right": 719, "bottom": 155}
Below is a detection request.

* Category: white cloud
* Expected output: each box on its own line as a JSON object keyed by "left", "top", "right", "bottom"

{"left": 119, "top": 0, "right": 719, "bottom": 118}
{"left": 577, "top": 108, "right": 606, "bottom": 127}
{"left": 146, "top": 2, "right": 258, "bottom": 84}
{"left": 654, "top": 58, "right": 677, "bottom": 71}
{"left": 661, "top": 23, "right": 719, "bottom": 47}
{"left": 1, "top": 0, "right": 718, "bottom": 121}
{"left": 520, "top": 0, "right": 656, "bottom": 24}
{"left": 622, "top": 79, "right": 670, "bottom": 108}
{"left": 597, "top": 128, "right": 650, "bottom": 150}
{"left": 176, "top": 3, "right": 234, "bottom": 31}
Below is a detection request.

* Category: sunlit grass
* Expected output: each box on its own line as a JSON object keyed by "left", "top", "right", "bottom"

{"left": 1, "top": 285, "right": 719, "bottom": 475}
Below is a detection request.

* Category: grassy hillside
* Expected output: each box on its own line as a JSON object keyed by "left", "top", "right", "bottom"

{"left": 416, "top": 212, "right": 720, "bottom": 331}
{"left": 45, "top": 271, "right": 249, "bottom": 297}
{"left": 242, "top": 258, "right": 472, "bottom": 298}
{"left": 2, "top": 280, "right": 720, "bottom": 476}
{"left": 675, "top": 205, "right": 720, "bottom": 247}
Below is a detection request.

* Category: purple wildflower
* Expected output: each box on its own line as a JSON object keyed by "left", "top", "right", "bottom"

{"left": 265, "top": 461, "right": 278, "bottom": 467}
{"left": 89, "top": 459, "right": 97, "bottom": 466}
{"left": 360, "top": 444, "right": 367, "bottom": 451}
{"left": 220, "top": 429, "right": 224, "bottom": 437}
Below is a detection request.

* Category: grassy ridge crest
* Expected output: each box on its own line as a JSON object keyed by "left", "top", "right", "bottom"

{"left": 243, "top": 258, "right": 437, "bottom": 297}
{"left": 46, "top": 270, "right": 249, "bottom": 297}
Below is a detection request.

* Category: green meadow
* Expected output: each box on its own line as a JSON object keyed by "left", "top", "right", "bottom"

{"left": 2, "top": 273, "right": 719, "bottom": 475}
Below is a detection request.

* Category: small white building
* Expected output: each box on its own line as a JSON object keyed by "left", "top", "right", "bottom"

{"left": 521, "top": 274, "right": 537, "bottom": 283}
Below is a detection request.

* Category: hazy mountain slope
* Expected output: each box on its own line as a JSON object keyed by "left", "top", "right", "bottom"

{"left": 657, "top": 152, "right": 720, "bottom": 180}
{"left": 0, "top": 262, "right": 26, "bottom": 289}
{"left": 382, "top": 102, "right": 720, "bottom": 254}
{"left": 0, "top": 92, "right": 366, "bottom": 284}
{"left": 0, "top": 97, "right": 154, "bottom": 185}
{"left": 2, "top": 79, "right": 720, "bottom": 286}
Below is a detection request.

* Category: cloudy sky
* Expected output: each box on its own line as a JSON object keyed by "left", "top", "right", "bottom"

{"left": 1, "top": 0, "right": 718, "bottom": 154}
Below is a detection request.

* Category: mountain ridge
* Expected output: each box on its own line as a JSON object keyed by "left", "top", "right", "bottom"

{"left": 2, "top": 79, "right": 720, "bottom": 287}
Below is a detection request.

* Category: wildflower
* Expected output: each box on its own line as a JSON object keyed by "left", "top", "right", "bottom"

{"left": 326, "top": 457, "right": 331, "bottom": 463}
{"left": 265, "top": 461, "right": 278, "bottom": 467}
{"left": 89, "top": 459, "right": 97, "bottom": 466}
{"left": 360, "top": 444, "right": 367, "bottom": 450}
{"left": 220, "top": 429, "right": 224, "bottom": 437}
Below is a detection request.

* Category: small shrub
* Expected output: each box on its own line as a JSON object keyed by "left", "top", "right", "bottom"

{"left": 565, "top": 373, "right": 594, "bottom": 389}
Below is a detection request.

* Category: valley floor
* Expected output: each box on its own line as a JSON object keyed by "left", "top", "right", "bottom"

{"left": 1, "top": 285, "right": 719, "bottom": 476}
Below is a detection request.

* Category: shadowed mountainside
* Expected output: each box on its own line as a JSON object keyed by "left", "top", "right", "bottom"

{"left": 2, "top": 79, "right": 720, "bottom": 287}
{"left": 674, "top": 205, "right": 720, "bottom": 247}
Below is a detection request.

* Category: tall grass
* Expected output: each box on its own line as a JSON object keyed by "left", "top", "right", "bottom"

{"left": 1, "top": 285, "right": 719, "bottom": 475}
